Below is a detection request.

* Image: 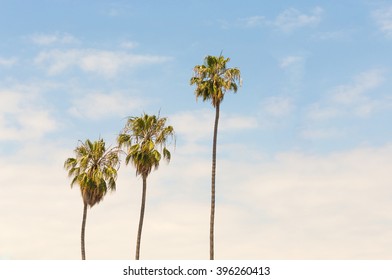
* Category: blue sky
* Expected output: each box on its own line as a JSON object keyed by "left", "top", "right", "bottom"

{"left": 1, "top": 0, "right": 392, "bottom": 259}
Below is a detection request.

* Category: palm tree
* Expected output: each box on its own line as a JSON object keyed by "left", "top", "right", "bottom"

{"left": 117, "top": 113, "right": 175, "bottom": 260}
{"left": 190, "top": 54, "right": 241, "bottom": 260}
{"left": 64, "top": 138, "right": 119, "bottom": 260}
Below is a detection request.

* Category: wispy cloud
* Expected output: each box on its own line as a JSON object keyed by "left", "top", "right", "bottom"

{"left": 0, "top": 57, "right": 17, "bottom": 67}
{"left": 220, "top": 114, "right": 258, "bottom": 131}
{"left": 221, "top": 7, "right": 323, "bottom": 32}
{"left": 68, "top": 91, "right": 146, "bottom": 120}
{"left": 0, "top": 85, "right": 57, "bottom": 141}
{"left": 171, "top": 109, "right": 257, "bottom": 142}
{"left": 306, "top": 69, "right": 387, "bottom": 121}
{"left": 372, "top": 6, "right": 392, "bottom": 38}
{"left": 331, "top": 69, "right": 385, "bottom": 105}
{"left": 279, "top": 55, "right": 304, "bottom": 69}
{"left": 34, "top": 49, "right": 171, "bottom": 78}
{"left": 312, "top": 29, "right": 354, "bottom": 41}
{"left": 120, "top": 40, "right": 139, "bottom": 49}
{"left": 237, "top": 16, "right": 265, "bottom": 28}
{"left": 301, "top": 69, "right": 389, "bottom": 140}
{"left": 29, "top": 32, "right": 79, "bottom": 45}
{"left": 273, "top": 7, "right": 323, "bottom": 32}
{"left": 103, "top": 1, "right": 132, "bottom": 17}
{"left": 306, "top": 103, "right": 340, "bottom": 120}
{"left": 279, "top": 55, "right": 306, "bottom": 96}
{"left": 300, "top": 127, "right": 343, "bottom": 140}
{"left": 261, "top": 96, "right": 295, "bottom": 118}
{"left": 257, "top": 96, "right": 295, "bottom": 129}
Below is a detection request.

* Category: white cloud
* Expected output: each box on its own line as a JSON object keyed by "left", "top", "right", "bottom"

{"left": 306, "top": 103, "right": 340, "bottom": 120}
{"left": 171, "top": 109, "right": 257, "bottom": 143}
{"left": 68, "top": 91, "right": 146, "bottom": 120}
{"left": 257, "top": 96, "right": 296, "bottom": 129}
{"left": 120, "top": 41, "right": 139, "bottom": 49}
{"left": 237, "top": 16, "right": 265, "bottom": 28}
{"left": 35, "top": 49, "right": 171, "bottom": 78}
{"left": 306, "top": 69, "right": 387, "bottom": 122}
{"left": 103, "top": 2, "right": 132, "bottom": 17}
{"left": 230, "top": 144, "right": 392, "bottom": 258}
{"left": 221, "top": 7, "right": 322, "bottom": 32}
{"left": 272, "top": 6, "right": 323, "bottom": 32}
{"left": 29, "top": 32, "right": 78, "bottom": 45}
{"left": 108, "top": 8, "right": 120, "bottom": 17}
{"left": 0, "top": 85, "right": 57, "bottom": 141}
{"left": 313, "top": 29, "right": 353, "bottom": 41}
{"left": 331, "top": 69, "right": 384, "bottom": 105}
{"left": 34, "top": 49, "right": 78, "bottom": 75}
{"left": 302, "top": 69, "right": 390, "bottom": 140}
{"left": 220, "top": 114, "right": 258, "bottom": 131}
{"left": 0, "top": 57, "right": 17, "bottom": 67}
{"left": 279, "top": 55, "right": 303, "bottom": 69}
{"left": 300, "top": 127, "right": 343, "bottom": 139}
{"left": 261, "top": 96, "right": 294, "bottom": 118}
{"left": 279, "top": 55, "right": 306, "bottom": 96}
{"left": 372, "top": 6, "right": 392, "bottom": 38}
{"left": 170, "top": 110, "right": 212, "bottom": 142}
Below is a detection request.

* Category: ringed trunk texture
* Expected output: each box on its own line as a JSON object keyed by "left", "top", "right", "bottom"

{"left": 81, "top": 202, "right": 88, "bottom": 260}
{"left": 210, "top": 103, "right": 220, "bottom": 260}
{"left": 135, "top": 175, "right": 147, "bottom": 260}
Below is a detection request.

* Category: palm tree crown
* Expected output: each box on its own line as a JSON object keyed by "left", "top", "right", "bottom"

{"left": 117, "top": 113, "right": 174, "bottom": 178}
{"left": 190, "top": 54, "right": 241, "bottom": 107}
{"left": 64, "top": 139, "right": 119, "bottom": 207}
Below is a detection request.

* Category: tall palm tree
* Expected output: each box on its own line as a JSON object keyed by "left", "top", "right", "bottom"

{"left": 117, "top": 113, "right": 175, "bottom": 260}
{"left": 190, "top": 54, "right": 241, "bottom": 260}
{"left": 64, "top": 138, "right": 119, "bottom": 260}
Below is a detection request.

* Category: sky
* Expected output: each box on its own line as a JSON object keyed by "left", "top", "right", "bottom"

{"left": 1, "top": 0, "right": 392, "bottom": 260}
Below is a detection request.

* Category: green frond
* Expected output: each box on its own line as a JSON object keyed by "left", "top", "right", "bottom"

{"left": 152, "top": 149, "right": 161, "bottom": 162}
{"left": 64, "top": 157, "right": 76, "bottom": 169}
{"left": 70, "top": 175, "right": 79, "bottom": 188}
{"left": 67, "top": 166, "right": 79, "bottom": 178}
{"left": 86, "top": 139, "right": 93, "bottom": 151}
{"left": 163, "top": 147, "right": 171, "bottom": 162}
{"left": 108, "top": 177, "right": 116, "bottom": 191}
{"left": 125, "top": 152, "right": 132, "bottom": 165}
{"left": 117, "top": 133, "right": 131, "bottom": 148}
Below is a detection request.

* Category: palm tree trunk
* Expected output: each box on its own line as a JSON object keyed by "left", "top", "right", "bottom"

{"left": 135, "top": 174, "right": 147, "bottom": 260}
{"left": 210, "top": 103, "right": 220, "bottom": 260}
{"left": 81, "top": 202, "right": 88, "bottom": 260}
